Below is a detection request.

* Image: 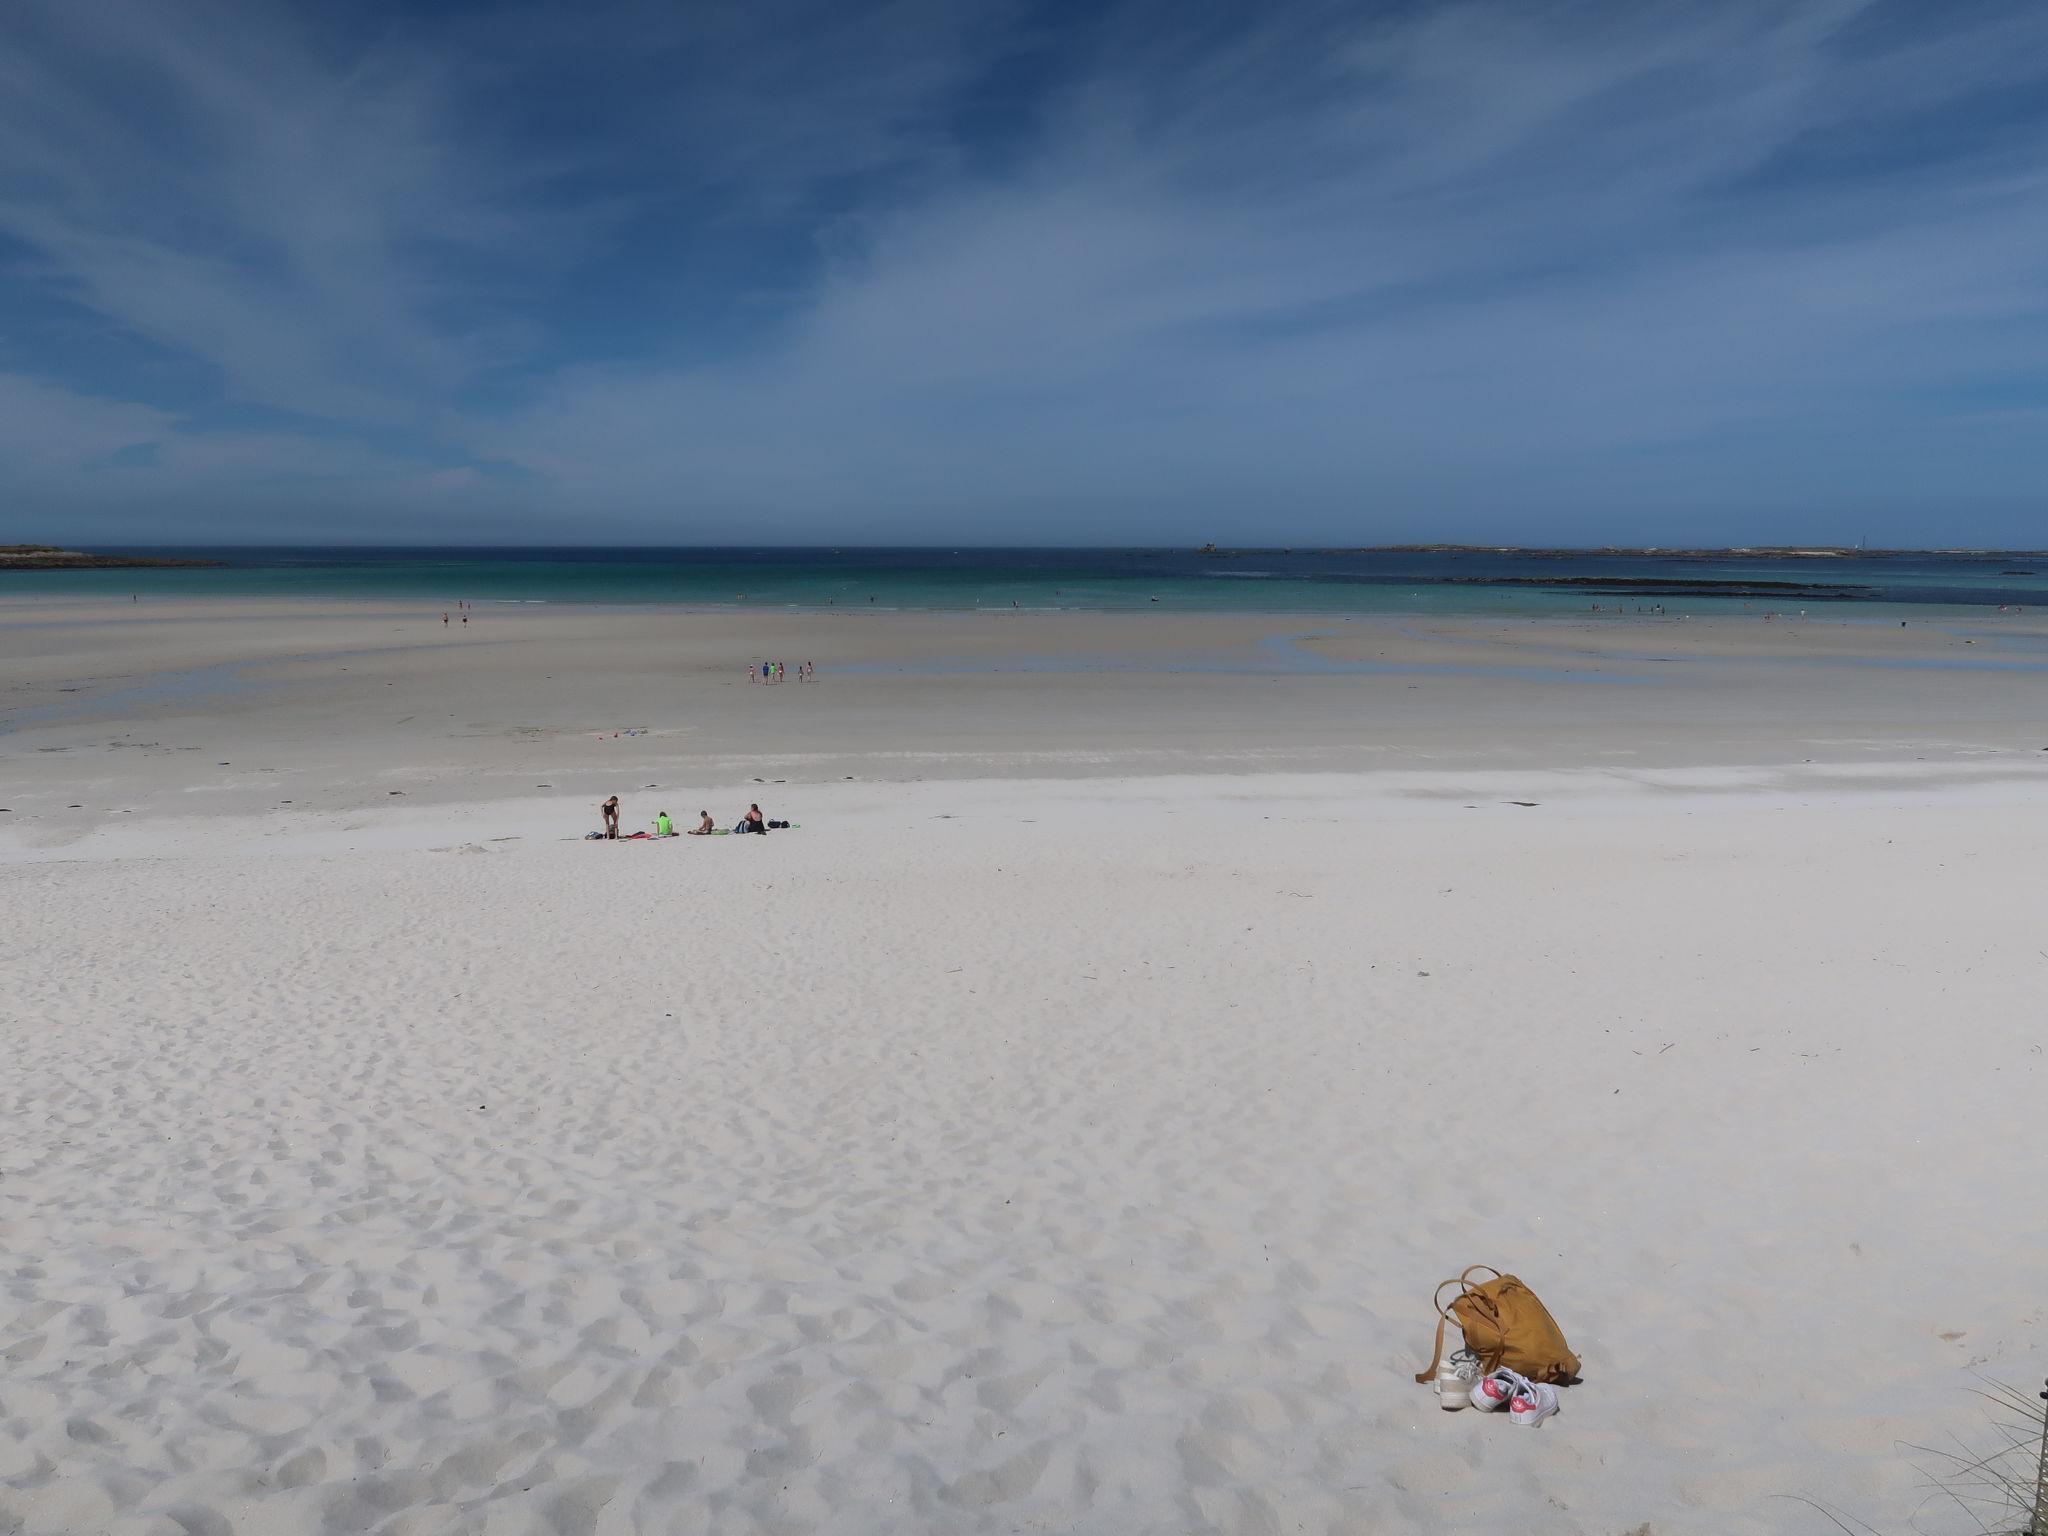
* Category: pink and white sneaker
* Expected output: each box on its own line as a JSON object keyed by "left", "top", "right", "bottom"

{"left": 1470, "top": 1368, "right": 1523, "bottom": 1412}
{"left": 1509, "top": 1378, "right": 1559, "bottom": 1426}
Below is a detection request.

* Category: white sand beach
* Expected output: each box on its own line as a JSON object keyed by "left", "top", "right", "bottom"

{"left": 4, "top": 600, "right": 2046, "bottom": 1535}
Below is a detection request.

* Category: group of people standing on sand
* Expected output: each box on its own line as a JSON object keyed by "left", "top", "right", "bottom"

{"left": 597, "top": 795, "right": 784, "bottom": 839}
{"left": 751, "top": 660, "right": 813, "bottom": 683}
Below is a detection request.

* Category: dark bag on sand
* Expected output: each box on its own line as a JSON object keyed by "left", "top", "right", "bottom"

{"left": 1415, "top": 1265, "right": 1580, "bottom": 1385}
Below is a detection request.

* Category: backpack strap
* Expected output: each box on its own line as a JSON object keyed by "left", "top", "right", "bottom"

{"left": 1417, "top": 1268, "right": 1508, "bottom": 1384}
{"left": 1459, "top": 1267, "right": 1515, "bottom": 1373}
{"left": 1433, "top": 1277, "right": 1471, "bottom": 1320}
{"left": 1413, "top": 1311, "right": 1449, "bottom": 1385}
{"left": 1415, "top": 1276, "right": 1467, "bottom": 1383}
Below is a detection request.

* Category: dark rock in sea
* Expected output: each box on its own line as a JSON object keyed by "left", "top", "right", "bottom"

{"left": 0, "top": 544, "right": 224, "bottom": 570}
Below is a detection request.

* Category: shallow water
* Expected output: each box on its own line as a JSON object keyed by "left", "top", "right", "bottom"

{"left": 8, "top": 545, "right": 2048, "bottom": 616}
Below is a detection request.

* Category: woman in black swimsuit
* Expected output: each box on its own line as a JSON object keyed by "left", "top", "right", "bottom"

{"left": 601, "top": 795, "right": 621, "bottom": 839}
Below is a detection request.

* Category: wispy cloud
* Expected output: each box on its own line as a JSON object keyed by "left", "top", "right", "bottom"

{"left": 0, "top": 0, "right": 540, "bottom": 421}
{"left": 0, "top": 374, "right": 172, "bottom": 471}
{"left": 4, "top": 0, "right": 2047, "bottom": 542}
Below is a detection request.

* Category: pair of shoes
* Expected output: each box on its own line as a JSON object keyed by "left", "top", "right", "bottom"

{"left": 1432, "top": 1349, "right": 1485, "bottom": 1410}
{"left": 1470, "top": 1367, "right": 1559, "bottom": 1426}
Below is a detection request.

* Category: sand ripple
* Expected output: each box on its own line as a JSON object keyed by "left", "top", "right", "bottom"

{"left": 4, "top": 785, "right": 2044, "bottom": 1532}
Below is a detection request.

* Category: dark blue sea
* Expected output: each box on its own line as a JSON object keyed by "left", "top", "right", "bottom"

{"left": 9, "top": 546, "right": 2047, "bottom": 616}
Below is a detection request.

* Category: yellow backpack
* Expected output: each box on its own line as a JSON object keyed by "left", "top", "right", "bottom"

{"left": 1415, "top": 1265, "right": 1581, "bottom": 1385}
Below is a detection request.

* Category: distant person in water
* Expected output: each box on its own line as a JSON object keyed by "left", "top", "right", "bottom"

{"left": 690, "top": 811, "right": 714, "bottom": 835}
{"left": 600, "top": 795, "right": 620, "bottom": 839}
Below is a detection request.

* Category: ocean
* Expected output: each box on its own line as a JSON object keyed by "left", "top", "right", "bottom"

{"left": 7, "top": 546, "right": 2047, "bottom": 616}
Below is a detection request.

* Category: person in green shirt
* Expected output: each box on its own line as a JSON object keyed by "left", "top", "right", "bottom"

{"left": 654, "top": 811, "right": 674, "bottom": 837}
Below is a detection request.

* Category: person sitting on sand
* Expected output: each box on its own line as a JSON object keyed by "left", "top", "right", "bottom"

{"left": 600, "top": 795, "right": 621, "bottom": 839}
{"left": 689, "top": 811, "right": 714, "bottom": 835}
{"left": 736, "top": 803, "right": 767, "bottom": 834}
{"left": 654, "top": 810, "right": 673, "bottom": 837}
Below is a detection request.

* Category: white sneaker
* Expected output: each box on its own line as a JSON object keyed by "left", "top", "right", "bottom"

{"left": 1434, "top": 1349, "right": 1483, "bottom": 1410}
{"left": 1470, "top": 1367, "right": 1524, "bottom": 1413}
{"left": 1509, "top": 1378, "right": 1559, "bottom": 1426}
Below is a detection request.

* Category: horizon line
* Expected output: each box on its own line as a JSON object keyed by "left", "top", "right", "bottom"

{"left": 32, "top": 541, "right": 2048, "bottom": 557}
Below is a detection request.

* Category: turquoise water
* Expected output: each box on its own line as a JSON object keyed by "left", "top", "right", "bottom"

{"left": 6, "top": 546, "right": 2047, "bottom": 616}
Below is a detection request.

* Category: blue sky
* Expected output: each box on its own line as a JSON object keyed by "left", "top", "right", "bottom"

{"left": 4, "top": 0, "right": 2048, "bottom": 545}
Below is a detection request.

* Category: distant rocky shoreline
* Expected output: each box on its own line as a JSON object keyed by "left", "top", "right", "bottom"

{"left": 1366, "top": 544, "right": 1876, "bottom": 559}
{"left": 1195, "top": 544, "right": 2048, "bottom": 559}
{"left": 1437, "top": 575, "right": 1876, "bottom": 597}
{"left": 0, "top": 545, "right": 224, "bottom": 570}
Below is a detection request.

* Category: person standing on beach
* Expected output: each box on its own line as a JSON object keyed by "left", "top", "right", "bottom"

{"left": 600, "top": 795, "right": 621, "bottom": 839}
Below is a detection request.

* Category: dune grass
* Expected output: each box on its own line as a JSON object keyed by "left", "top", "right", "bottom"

{"left": 1784, "top": 1377, "right": 2048, "bottom": 1536}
